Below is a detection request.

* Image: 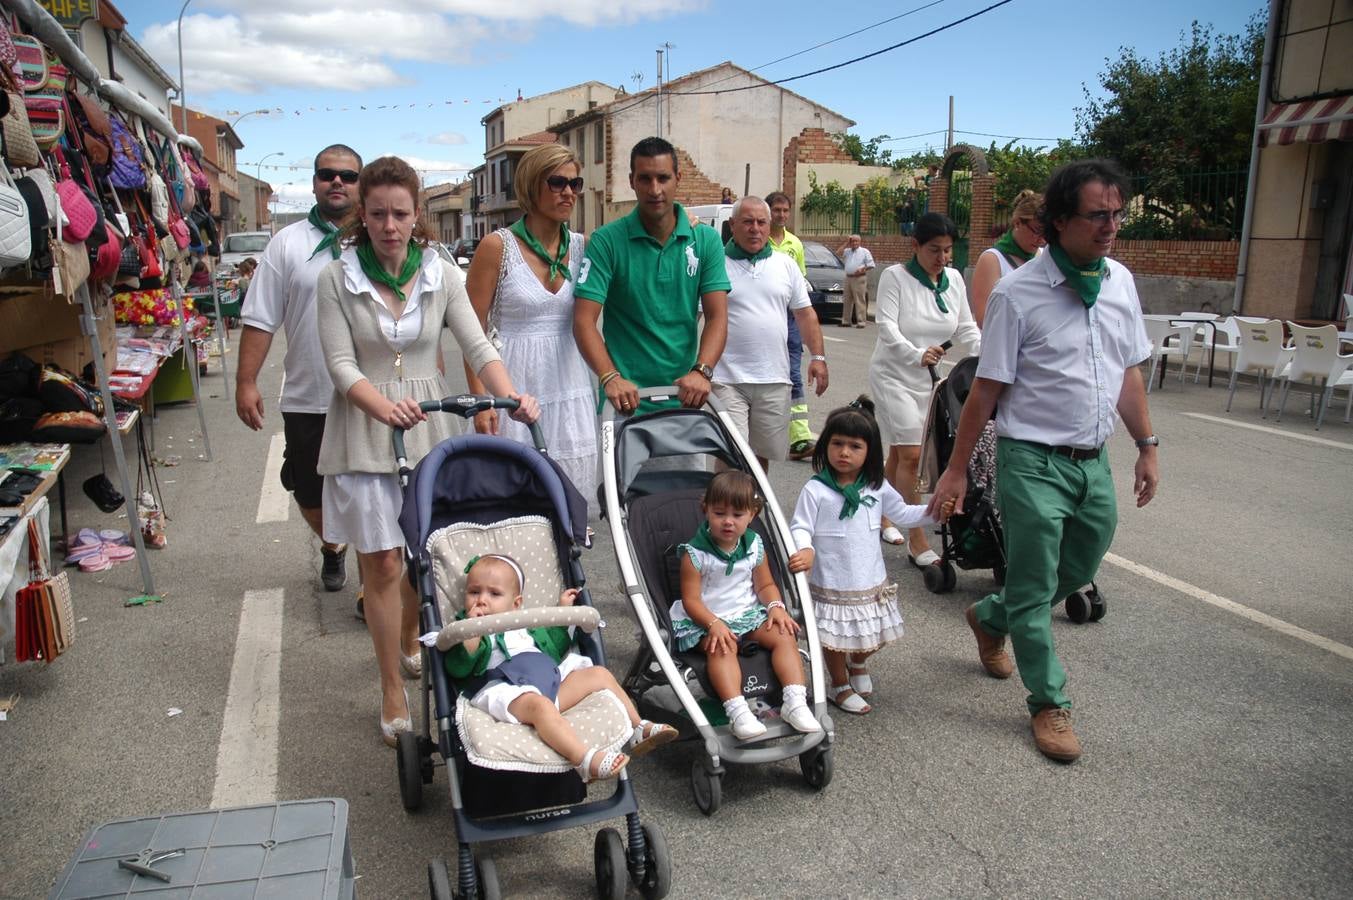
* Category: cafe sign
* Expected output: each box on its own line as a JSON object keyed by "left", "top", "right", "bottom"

{"left": 37, "top": 0, "right": 98, "bottom": 29}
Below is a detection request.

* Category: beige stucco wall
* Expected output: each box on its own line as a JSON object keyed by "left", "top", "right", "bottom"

{"left": 606, "top": 66, "right": 853, "bottom": 208}
{"left": 793, "top": 162, "right": 896, "bottom": 204}
{"left": 1272, "top": 0, "right": 1353, "bottom": 100}
{"left": 493, "top": 82, "right": 618, "bottom": 147}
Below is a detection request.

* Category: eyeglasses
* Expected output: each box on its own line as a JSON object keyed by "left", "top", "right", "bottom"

{"left": 546, "top": 175, "right": 584, "bottom": 193}
{"left": 1018, "top": 218, "right": 1044, "bottom": 236}
{"left": 1073, "top": 209, "right": 1127, "bottom": 227}
{"left": 315, "top": 168, "right": 359, "bottom": 184}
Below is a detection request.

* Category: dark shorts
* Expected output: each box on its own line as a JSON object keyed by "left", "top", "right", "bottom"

{"left": 280, "top": 411, "right": 326, "bottom": 510}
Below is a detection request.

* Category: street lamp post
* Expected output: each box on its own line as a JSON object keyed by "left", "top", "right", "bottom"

{"left": 230, "top": 108, "right": 271, "bottom": 131}
{"left": 256, "top": 152, "right": 283, "bottom": 231}
{"left": 176, "top": 0, "right": 193, "bottom": 134}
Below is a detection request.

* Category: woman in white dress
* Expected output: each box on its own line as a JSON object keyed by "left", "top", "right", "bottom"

{"left": 867, "top": 212, "right": 980, "bottom": 569}
{"left": 316, "top": 156, "right": 540, "bottom": 746}
{"left": 968, "top": 189, "right": 1045, "bottom": 327}
{"left": 464, "top": 144, "right": 597, "bottom": 509}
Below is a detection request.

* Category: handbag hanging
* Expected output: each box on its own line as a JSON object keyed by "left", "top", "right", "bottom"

{"left": 53, "top": 147, "right": 95, "bottom": 241}
{"left": 136, "top": 425, "right": 166, "bottom": 549}
{"left": 0, "top": 156, "right": 32, "bottom": 268}
{"left": 14, "top": 516, "right": 73, "bottom": 662}
{"left": 0, "top": 87, "right": 39, "bottom": 168}
{"left": 12, "top": 36, "right": 66, "bottom": 150}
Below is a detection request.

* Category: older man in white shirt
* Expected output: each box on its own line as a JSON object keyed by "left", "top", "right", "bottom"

{"left": 713, "top": 197, "right": 828, "bottom": 469}
{"left": 838, "top": 234, "right": 875, "bottom": 327}
{"left": 927, "top": 159, "right": 1159, "bottom": 764}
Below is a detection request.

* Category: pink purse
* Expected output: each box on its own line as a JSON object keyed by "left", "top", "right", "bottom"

{"left": 53, "top": 147, "right": 94, "bottom": 242}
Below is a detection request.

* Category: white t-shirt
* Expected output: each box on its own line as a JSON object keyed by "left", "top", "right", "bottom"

{"left": 713, "top": 252, "right": 811, "bottom": 385}
{"left": 240, "top": 218, "right": 339, "bottom": 414}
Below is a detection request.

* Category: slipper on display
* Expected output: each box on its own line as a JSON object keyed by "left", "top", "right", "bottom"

{"left": 104, "top": 544, "right": 136, "bottom": 562}
{"left": 99, "top": 529, "right": 131, "bottom": 545}
{"left": 908, "top": 549, "right": 941, "bottom": 568}
{"left": 880, "top": 525, "right": 905, "bottom": 546}
{"left": 78, "top": 548, "right": 111, "bottom": 573}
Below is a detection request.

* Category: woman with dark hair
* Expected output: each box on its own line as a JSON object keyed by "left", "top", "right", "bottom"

{"left": 868, "top": 212, "right": 979, "bottom": 566}
{"left": 315, "top": 155, "right": 540, "bottom": 746}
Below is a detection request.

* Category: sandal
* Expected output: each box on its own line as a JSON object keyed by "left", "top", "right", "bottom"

{"left": 846, "top": 659, "right": 873, "bottom": 697}
{"left": 628, "top": 720, "right": 679, "bottom": 757}
{"left": 400, "top": 650, "right": 422, "bottom": 680}
{"left": 379, "top": 688, "right": 411, "bottom": 749}
{"left": 880, "top": 525, "right": 906, "bottom": 546}
{"left": 828, "top": 684, "right": 871, "bottom": 715}
{"left": 577, "top": 746, "right": 628, "bottom": 783}
{"left": 908, "top": 549, "right": 941, "bottom": 568}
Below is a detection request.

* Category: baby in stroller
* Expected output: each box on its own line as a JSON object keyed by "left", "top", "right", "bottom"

{"left": 671, "top": 472, "right": 823, "bottom": 740}
{"left": 446, "top": 554, "right": 678, "bottom": 781}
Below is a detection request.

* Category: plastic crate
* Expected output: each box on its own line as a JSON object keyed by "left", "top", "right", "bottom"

{"left": 48, "top": 798, "right": 355, "bottom": 899}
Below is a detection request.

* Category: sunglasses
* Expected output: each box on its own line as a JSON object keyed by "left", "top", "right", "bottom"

{"left": 546, "top": 175, "right": 584, "bottom": 193}
{"left": 315, "top": 168, "right": 359, "bottom": 184}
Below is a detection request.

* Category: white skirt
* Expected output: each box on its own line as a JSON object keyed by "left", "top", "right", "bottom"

{"left": 809, "top": 582, "right": 905, "bottom": 653}
{"left": 322, "top": 472, "right": 405, "bottom": 554}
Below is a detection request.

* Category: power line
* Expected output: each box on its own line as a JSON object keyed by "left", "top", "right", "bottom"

{"left": 955, "top": 129, "right": 1070, "bottom": 142}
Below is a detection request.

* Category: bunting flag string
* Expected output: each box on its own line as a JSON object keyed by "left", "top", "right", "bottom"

{"left": 217, "top": 93, "right": 523, "bottom": 121}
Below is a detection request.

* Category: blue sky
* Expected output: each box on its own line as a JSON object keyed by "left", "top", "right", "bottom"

{"left": 113, "top": 0, "right": 1260, "bottom": 214}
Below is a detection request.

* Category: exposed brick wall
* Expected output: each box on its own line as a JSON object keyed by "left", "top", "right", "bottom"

{"left": 783, "top": 127, "right": 859, "bottom": 201}
{"left": 672, "top": 147, "right": 729, "bottom": 206}
{"left": 810, "top": 234, "right": 913, "bottom": 266}
{"left": 1111, "top": 240, "right": 1238, "bottom": 280}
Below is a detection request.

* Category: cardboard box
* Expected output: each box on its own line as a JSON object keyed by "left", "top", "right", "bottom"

{"left": 19, "top": 303, "right": 116, "bottom": 379}
{"left": 0, "top": 284, "right": 83, "bottom": 354}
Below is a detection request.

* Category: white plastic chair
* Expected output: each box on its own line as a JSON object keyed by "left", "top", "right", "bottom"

{"left": 1342, "top": 293, "right": 1353, "bottom": 331}
{"left": 1225, "top": 319, "right": 1293, "bottom": 415}
{"left": 1192, "top": 316, "right": 1241, "bottom": 382}
{"left": 1272, "top": 323, "right": 1353, "bottom": 429}
{"left": 1142, "top": 315, "right": 1197, "bottom": 393}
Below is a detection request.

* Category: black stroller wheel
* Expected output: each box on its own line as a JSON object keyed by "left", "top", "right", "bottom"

{"left": 1065, "top": 590, "right": 1090, "bottom": 624}
{"left": 428, "top": 857, "right": 453, "bottom": 900}
{"left": 476, "top": 858, "right": 501, "bottom": 900}
{"left": 690, "top": 759, "right": 722, "bottom": 817}
{"left": 799, "top": 745, "right": 834, "bottom": 791}
{"left": 1087, "top": 585, "right": 1108, "bottom": 622}
{"left": 634, "top": 821, "right": 672, "bottom": 899}
{"left": 940, "top": 560, "right": 958, "bottom": 593}
{"left": 922, "top": 562, "right": 947, "bottom": 594}
{"left": 397, "top": 731, "right": 423, "bottom": 811}
{"left": 594, "top": 828, "right": 627, "bottom": 900}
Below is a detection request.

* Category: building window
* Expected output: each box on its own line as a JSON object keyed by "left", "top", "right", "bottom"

{"left": 594, "top": 122, "right": 604, "bottom": 164}
{"left": 490, "top": 164, "right": 496, "bottom": 194}
{"left": 579, "top": 194, "right": 585, "bottom": 232}
{"left": 595, "top": 191, "right": 604, "bottom": 228}
{"left": 576, "top": 128, "right": 585, "bottom": 164}
{"left": 561, "top": 132, "right": 569, "bottom": 147}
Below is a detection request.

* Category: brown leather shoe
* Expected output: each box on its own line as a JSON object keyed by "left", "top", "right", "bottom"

{"left": 1031, "top": 706, "right": 1082, "bottom": 761}
{"left": 964, "top": 604, "right": 1013, "bottom": 678}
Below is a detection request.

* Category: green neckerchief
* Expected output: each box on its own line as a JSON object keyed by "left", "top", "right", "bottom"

{"left": 356, "top": 240, "right": 424, "bottom": 303}
{"left": 813, "top": 468, "right": 878, "bottom": 520}
{"left": 724, "top": 237, "right": 773, "bottom": 262}
{"left": 905, "top": 256, "right": 950, "bottom": 313}
{"left": 1048, "top": 242, "right": 1106, "bottom": 308}
{"left": 307, "top": 205, "right": 342, "bottom": 260}
{"left": 685, "top": 521, "right": 755, "bottom": 575}
{"left": 992, "top": 229, "right": 1033, "bottom": 265}
{"left": 510, "top": 218, "right": 571, "bottom": 283}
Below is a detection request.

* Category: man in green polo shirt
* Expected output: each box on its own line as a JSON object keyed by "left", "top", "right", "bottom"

{"left": 574, "top": 136, "right": 730, "bottom": 413}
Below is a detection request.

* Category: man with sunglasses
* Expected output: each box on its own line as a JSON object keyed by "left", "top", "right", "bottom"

{"left": 926, "top": 159, "right": 1158, "bottom": 763}
{"left": 237, "top": 144, "right": 362, "bottom": 594}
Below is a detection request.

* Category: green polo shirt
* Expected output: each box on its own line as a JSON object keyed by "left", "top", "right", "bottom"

{"left": 769, "top": 229, "right": 806, "bottom": 275}
{"left": 576, "top": 202, "right": 731, "bottom": 402}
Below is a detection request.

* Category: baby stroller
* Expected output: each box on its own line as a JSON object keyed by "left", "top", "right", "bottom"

{"left": 394, "top": 396, "right": 672, "bottom": 899}
{"left": 919, "top": 359, "right": 1106, "bottom": 623}
{"left": 599, "top": 387, "right": 834, "bottom": 817}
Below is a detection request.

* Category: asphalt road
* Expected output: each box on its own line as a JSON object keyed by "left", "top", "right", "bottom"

{"left": 2, "top": 320, "right": 1350, "bottom": 899}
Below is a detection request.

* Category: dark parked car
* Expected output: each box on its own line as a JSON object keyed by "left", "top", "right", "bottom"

{"left": 803, "top": 240, "right": 845, "bottom": 324}
{"left": 447, "top": 238, "right": 479, "bottom": 265}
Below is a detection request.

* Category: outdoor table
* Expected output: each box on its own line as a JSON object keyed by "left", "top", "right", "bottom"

{"left": 186, "top": 281, "right": 238, "bottom": 401}
{"left": 0, "top": 444, "right": 69, "bottom": 546}
{"left": 1171, "top": 313, "right": 1221, "bottom": 388}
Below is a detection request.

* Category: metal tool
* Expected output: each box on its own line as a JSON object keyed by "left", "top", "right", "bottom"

{"left": 117, "top": 847, "right": 185, "bottom": 882}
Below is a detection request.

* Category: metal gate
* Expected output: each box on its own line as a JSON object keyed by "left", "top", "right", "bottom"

{"left": 949, "top": 172, "right": 972, "bottom": 272}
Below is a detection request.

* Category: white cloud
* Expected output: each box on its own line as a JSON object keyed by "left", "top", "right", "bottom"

{"left": 428, "top": 132, "right": 468, "bottom": 146}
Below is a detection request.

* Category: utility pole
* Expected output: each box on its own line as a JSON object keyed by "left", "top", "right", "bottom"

{"left": 656, "top": 48, "right": 664, "bottom": 138}
{"left": 947, "top": 95, "right": 954, "bottom": 151}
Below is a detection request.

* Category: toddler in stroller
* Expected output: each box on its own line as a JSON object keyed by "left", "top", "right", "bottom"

{"left": 447, "top": 553, "right": 677, "bottom": 781}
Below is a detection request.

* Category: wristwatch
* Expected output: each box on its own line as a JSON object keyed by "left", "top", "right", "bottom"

{"left": 810, "top": 354, "right": 827, "bottom": 363}
{"left": 690, "top": 363, "right": 713, "bottom": 380}
{"left": 1135, "top": 435, "right": 1159, "bottom": 448}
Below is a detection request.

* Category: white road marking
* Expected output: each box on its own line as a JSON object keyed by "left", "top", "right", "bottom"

{"left": 1102, "top": 553, "right": 1353, "bottom": 662}
{"left": 822, "top": 335, "right": 847, "bottom": 343}
{"left": 255, "top": 432, "right": 291, "bottom": 523}
{"left": 1180, "top": 413, "right": 1353, "bottom": 450}
{"left": 211, "top": 588, "right": 284, "bottom": 807}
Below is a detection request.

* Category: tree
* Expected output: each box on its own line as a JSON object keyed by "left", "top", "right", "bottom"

{"left": 833, "top": 133, "right": 893, "bottom": 167}
{"left": 984, "top": 140, "right": 1084, "bottom": 209}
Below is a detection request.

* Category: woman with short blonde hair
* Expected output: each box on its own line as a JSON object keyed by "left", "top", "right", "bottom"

{"left": 969, "top": 188, "right": 1046, "bottom": 326}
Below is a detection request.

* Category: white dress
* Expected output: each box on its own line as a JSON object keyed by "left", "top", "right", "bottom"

{"left": 489, "top": 228, "right": 598, "bottom": 509}
{"left": 868, "top": 264, "right": 981, "bottom": 446}
{"left": 790, "top": 478, "right": 933, "bottom": 653}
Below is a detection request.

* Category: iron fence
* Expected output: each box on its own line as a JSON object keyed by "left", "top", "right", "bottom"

{"left": 1121, "top": 169, "right": 1248, "bottom": 241}
{"left": 797, "top": 188, "right": 930, "bottom": 237}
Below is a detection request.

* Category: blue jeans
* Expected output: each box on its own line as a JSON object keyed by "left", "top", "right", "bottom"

{"left": 787, "top": 312, "right": 804, "bottom": 401}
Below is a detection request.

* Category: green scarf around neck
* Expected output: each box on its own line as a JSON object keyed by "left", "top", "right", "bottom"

{"left": 307, "top": 205, "right": 343, "bottom": 260}
{"left": 510, "top": 218, "right": 571, "bottom": 283}
{"left": 1049, "top": 242, "right": 1106, "bottom": 308}
{"left": 905, "top": 256, "right": 950, "bottom": 313}
{"left": 685, "top": 521, "right": 755, "bottom": 575}
{"left": 813, "top": 468, "right": 878, "bottom": 520}
{"left": 356, "top": 240, "right": 424, "bottom": 303}
{"left": 992, "top": 229, "right": 1034, "bottom": 265}
{"left": 724, "top": 238, "right": 773, "bottom": 262}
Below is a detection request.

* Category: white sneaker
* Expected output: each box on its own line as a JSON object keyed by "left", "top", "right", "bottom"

{"left": 782, "top": 702, "right": 823, "bottom": 734}
{"left": 729, "top": 708, "right": 767, "bottom": 741}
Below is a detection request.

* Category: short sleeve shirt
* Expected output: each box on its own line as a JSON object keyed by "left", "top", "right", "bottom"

{"left": 575, "top": 202, "right": 731, "bottom": 395}
{"left": 768, "top": 230, "right": 806, "bottom": 275}
{"left": 715, "top": 252, "right": 810, "bottom": 385}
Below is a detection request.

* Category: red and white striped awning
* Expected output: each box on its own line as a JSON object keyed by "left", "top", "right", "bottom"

{"left": 1258, "top": 95, "right": 1353, "bottom": 147}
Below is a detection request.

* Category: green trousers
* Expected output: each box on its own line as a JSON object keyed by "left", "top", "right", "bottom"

{"left": 974, "top": 439, "right": 1117, "bottom": 714}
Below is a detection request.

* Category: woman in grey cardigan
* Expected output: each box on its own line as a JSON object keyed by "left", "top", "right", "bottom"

{"left": 316, "top": 156, "right": 540, "bottom": 746}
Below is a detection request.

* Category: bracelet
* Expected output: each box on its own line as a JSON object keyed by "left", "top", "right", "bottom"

{"left": 598, "top": 370, "right": 620, "bottom": 388}
{"left": 810, "top": 355, "right": 827, "bottom": 363}
{"left": 765, "top": 600, "right": 786, "bottom": 613}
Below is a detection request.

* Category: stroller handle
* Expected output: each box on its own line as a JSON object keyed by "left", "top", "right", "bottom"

{"left": 392, "top": 394, "right": 546, "bottom": 470}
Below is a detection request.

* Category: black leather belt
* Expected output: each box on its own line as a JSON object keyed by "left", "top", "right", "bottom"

{"left": 1024, "top": 441, "right": 1103, "bottom": 461}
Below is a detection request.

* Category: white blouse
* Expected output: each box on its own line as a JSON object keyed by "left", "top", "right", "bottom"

{"left": 790, "top": 479, "right": 933, "bottom": 591}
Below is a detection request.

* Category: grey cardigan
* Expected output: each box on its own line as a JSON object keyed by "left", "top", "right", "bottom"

{"left": 315, "top": 251, "right": 499, "bottom": 475}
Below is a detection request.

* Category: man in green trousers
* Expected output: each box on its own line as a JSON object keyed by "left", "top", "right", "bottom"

{"left": 927, "top": 159, "right": 1159, "bottom": 762}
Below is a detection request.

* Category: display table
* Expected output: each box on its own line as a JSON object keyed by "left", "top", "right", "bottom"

{"left": 0, "top": 443, "right": 70, "bottom": 545}
{"left": 110, "top": 318, "right": 211, "bottom": 456}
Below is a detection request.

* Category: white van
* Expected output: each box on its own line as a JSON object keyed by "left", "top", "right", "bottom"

{"left": 684, "top": 203, "right": 734, "bottom": 239}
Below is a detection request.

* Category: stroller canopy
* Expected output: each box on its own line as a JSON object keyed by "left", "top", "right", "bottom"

{"left": 398, "top": 434, "right": 589, "bottom": 552}
{"left": 614, "top": 409, "right": 744, "bottom": 497}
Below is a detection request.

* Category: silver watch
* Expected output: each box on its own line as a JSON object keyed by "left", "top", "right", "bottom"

{"left": 810, "top": 354, "right": 827, "bottom": 363}
{"left": 1135, "top": 435, "right": 1159, "bottom": 448}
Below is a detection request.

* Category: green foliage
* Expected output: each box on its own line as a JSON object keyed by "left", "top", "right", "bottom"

{"left": 799, "top": 171, "right": 853, "bottom": 221}
{"left": 857, "top": 176, "right": 902, "bottom": 225}
{"left": 833, "top": 132, "right": 893, "bottom": 167}
{"left": 894, "top": 148, "right": 943, "bottom": 173}
{"left": 983, "top": 140, "right": 1085, "bottom": 208}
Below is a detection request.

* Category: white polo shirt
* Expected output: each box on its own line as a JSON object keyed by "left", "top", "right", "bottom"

{"left": 714, "top": 251, "right": 811, "bottom": 385}
{"left": 240, "top": 218, "right": 338, "bottom": 414}
{"left": 977, "top": 250, "right": 1151, "bottom": 449}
